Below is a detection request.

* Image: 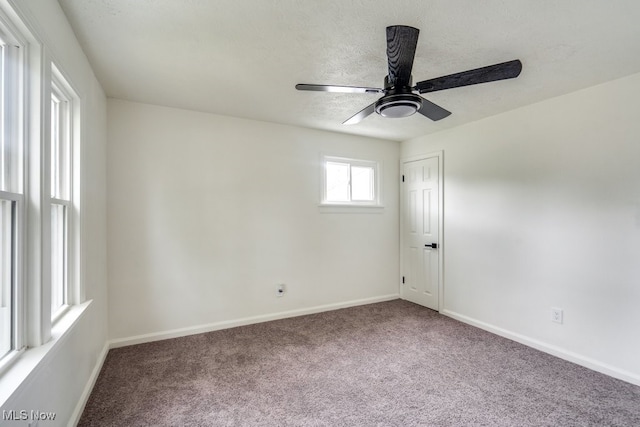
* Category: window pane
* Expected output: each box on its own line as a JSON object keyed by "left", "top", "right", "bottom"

{"left": 51, "top": 86, "right": 71, "bottom": 200}
{"left": 326, "top": 161, "right": 350, "bottom": 202}
{"left": 0, "top": 199, "right": 12, "bottom": 358}
{"left": 351, "top": 166, "right": 374, "bottom": 201}
{"left": 1, "top": 43, "right": 7, "bottom": 192}
{"left": 1, "top": 42, "right": 22, "bottom": 195}
{"left": 51, "top": 95, "right": 60, "bottom": 198}
{"left": 51, "top": 203, "right": 66, "bottom": 316}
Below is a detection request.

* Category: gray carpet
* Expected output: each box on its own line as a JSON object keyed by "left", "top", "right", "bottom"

{"left": 79, "top": 300, "right": 640, "bottom": 426}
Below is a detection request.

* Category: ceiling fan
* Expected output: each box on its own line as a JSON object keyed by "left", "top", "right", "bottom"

{"left": 296, "top": 25, "right": 522, "bottom": 125}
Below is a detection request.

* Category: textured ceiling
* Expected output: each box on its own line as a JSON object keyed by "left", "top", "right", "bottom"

{"left": 58, "top": 0, "right": 640, "bottom": 141}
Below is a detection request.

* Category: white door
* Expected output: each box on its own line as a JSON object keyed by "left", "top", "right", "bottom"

{"left": 401, "top": 157, "right": 440, "bottom": 310}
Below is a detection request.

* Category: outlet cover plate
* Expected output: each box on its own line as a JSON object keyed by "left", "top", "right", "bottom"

{"left": 551, "top": 308, "right": 563, "bottom": 324}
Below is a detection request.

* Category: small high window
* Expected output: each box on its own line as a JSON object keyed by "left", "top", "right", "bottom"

{"left": 322, "top": 156, "right": 380, "bottom": 206}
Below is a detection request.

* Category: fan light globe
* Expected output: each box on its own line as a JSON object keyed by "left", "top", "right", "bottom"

{"left": 379, "top": 104, "right": 418, "bottom": 118}
{"left": 375, "top": 94, "right": 422, "bottom": 118}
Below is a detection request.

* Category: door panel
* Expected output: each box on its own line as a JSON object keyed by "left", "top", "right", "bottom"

{"left": 402, "top": 157, "right": 439, "bottom": 310}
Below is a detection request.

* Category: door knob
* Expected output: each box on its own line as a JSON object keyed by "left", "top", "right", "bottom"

{"left": 425, "top": 243, "right": 438, "bottom": 249}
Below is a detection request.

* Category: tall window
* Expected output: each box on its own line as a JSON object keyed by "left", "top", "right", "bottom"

{"left": 50, "top": 69, "right": 75, "bottom": 320}
{"left": 0, "top": 3, "right": 84, "bottom": 378}
{"left": 321, "top": 155, "right": 380, "bottom": 206}
{"left": 0, "top": 24, "right": 24, "bottom": 363}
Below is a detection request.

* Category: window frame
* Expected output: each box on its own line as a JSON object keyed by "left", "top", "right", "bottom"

{"left": 320, "top": 155, "right": 382, "bottom": 208}
{"left": 0, "top": 12, "right": 26, "bottom": 374}
{"left": 49, "top": 64, "right": 79, "bottom": 323}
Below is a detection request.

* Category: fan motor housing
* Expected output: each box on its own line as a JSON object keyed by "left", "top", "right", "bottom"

{"left": 375, "top": 93, "right": 422, "bottom": 118}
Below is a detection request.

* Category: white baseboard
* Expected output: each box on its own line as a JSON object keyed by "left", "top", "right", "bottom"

{"left": 441, "top": 309, "right": 640, "bottom": 387}
{"left": 109, "top": 294, "right": 400, "bottom": 349}
{"left": 68, "top": 342, "right": 109, "bottom": 427}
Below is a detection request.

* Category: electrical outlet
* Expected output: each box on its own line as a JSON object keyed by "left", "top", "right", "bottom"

{"left": 551, "top": 307, "right": 563, "bottom": 324}
{"left": 276, "top": 284, "right": 286, "bottom": 297}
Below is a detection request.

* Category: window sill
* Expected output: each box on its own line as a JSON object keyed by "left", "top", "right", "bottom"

{"left": 0, "top": 300, "right": 92, "bottom": 407}
{"left": 318, "top": 204, "right": 385, "bottom": 214}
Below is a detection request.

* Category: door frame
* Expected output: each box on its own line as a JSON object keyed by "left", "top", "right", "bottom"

{"left": 400, "top": 151, "right": 444, "bottom": 311}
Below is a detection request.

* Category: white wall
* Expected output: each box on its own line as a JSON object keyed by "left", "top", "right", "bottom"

{"left": 0, "top": 0, "right": 108, "bottom": 425}
{"left": 107, "top": 99, "right": 400, "bottom": 342}
{"left": 402, "top": 72, "right": 640, "bottom": 384}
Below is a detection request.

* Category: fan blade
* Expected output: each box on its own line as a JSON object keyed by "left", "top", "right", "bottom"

{"left": 296, "top": 84, "right": 383, "bottom": 94}
{"left": 343, "top": 102, "right": 376, "bottom": 125}
{"left": 417, "top": 97, "right": 451, "bottom": 121}
{"left": 414, "top": 59, "right": 522, "bottom": 94}
{"left": 386, "top": 25, "right": 419, "bottom": 88}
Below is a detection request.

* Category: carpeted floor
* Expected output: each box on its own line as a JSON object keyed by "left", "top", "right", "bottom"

{"left": 79, "top": 300, "right": 640, "bottom": 426}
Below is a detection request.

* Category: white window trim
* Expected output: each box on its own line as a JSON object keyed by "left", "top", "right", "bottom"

{"left": 319, "top": 154, "right": 383, "bottom": 212}
{"left": 0, "top": 10, "right": 26, "bottom": 375}
{"left": 0, "top": 300, "right": 91, "bottom": 407}
{"left": 49, "top": 63, "right": 80, "bottom": 323}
